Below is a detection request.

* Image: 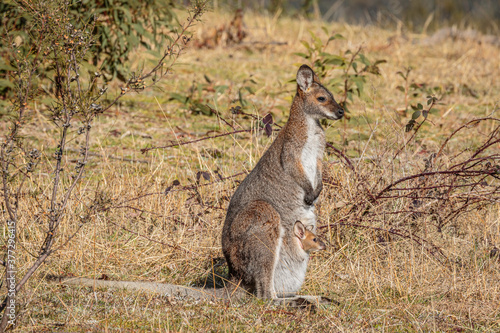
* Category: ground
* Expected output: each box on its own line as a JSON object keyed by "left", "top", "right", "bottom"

{"left": 2, "top": 8, "right": 500, "bottom": 333}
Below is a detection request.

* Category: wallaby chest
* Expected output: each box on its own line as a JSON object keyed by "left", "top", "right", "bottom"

{"left": 300, "top": 118, "right": 324, "bottom": 188}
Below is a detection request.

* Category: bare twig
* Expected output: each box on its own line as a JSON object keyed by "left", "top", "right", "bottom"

{"left": 330, "top": 117, "right": 500, "bottom": 270}
{"left": 141, "top": 129, "right": 253, "bottom": 154}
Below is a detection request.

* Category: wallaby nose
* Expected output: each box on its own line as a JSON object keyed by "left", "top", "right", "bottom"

{"left": 337, "top": 108, "right": 344, "bottom": 117}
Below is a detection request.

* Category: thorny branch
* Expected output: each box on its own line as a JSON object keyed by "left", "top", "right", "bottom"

{"left": 326, "top": 117, "right": 500, "bottom": 268}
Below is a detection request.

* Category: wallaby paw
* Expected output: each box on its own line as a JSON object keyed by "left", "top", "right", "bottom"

{"left": 304, "top": 195, "right": 315, "bottom": 206}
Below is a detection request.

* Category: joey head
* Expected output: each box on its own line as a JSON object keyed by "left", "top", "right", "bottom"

{"left": 294, "top": 221, "right": 326, "bottom": 253}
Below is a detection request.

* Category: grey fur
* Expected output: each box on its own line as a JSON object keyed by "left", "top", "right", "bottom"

{"left": 222, "top": 64, "right": 343, "bottom": 298}
{"left": 50, "top": 275, "right": 334, "bottom": 307}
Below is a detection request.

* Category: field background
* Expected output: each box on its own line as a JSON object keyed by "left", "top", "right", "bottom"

{"left": 2, "top": 2, "right": 500, "bottom": 332}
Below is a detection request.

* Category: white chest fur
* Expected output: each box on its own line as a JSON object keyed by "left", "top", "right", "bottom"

{"left": 273, "top": 242, "right": 309, "bottom": 296}
{"left": 300, "top": 118, "right": 322, "bottom": 188}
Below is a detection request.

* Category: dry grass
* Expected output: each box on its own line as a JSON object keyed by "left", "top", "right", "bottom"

{"left": 2, "top": 8, "right": 500, "bottom": 332}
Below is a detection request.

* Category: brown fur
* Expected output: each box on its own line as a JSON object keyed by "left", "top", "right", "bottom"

{"left": 222, "top": 65, "right": 343, "bottom": 299}
{"left": 294, "top": 221, "right": 326, "bottom": 253}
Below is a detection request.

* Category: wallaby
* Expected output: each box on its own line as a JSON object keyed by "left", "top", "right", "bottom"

{"left": 222, "top": 64, "right": 343, "bottom": 299}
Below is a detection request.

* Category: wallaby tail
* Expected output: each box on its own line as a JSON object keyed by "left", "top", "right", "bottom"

{"left": 47, "top": 275, "right": 244, "bottom": 302}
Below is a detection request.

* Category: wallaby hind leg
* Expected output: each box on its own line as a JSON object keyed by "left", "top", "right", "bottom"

{"left": 222, "top": 200, "right": 282, "bottom": 299}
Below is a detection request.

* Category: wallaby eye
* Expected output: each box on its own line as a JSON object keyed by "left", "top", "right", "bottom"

{"left": 313, "top": 238, "right": 317, "bottom": 242}
{"left": 317, "top": 96, "right": 326, "bottom": 102}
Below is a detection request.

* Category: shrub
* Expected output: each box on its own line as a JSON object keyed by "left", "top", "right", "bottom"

{"left": 0, "top": 0, "right": 177, "bottom": 104}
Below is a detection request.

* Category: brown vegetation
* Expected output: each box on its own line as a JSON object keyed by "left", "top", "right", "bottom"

{"left": 1, "top": 7, "right": 500, "bottom": 332}
{"left": 195, "top": 9, "right": 247, "bottom": 48}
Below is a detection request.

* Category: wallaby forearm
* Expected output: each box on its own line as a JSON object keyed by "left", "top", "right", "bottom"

{"left": 311, "top": 158, "right": 323, "bottom": 202}
{"left": 280, "top": 151, "right": 316, "bottom": 204}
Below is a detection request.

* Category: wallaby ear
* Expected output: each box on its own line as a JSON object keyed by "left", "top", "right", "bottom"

{"left": 296, "top": 65, "right": 315, "bottom": 92}
{"left": 294, "top": 221, "right": 306, "bottom": 239}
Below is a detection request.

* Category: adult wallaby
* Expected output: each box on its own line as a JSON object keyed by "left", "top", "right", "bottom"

{"left": 222, "top": 64, "right": 343, "bottom": 299}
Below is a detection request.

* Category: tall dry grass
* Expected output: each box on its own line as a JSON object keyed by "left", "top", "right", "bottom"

{"left": 1, "top": 8, "right": 499, "bottom": 332}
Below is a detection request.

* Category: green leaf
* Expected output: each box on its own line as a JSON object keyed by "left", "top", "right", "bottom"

{"left": 192, "top": 102, "right": 213, "bottom": 115}
{"left": 215, "top": 85, "right": 228, "bottom": 94}
{"left": 309, "top": 31, "right": 323, "bottom": 50}
{"left": 238, "top": 89, "right": 247, "bottom": 106}
{"left": 396, "top": 85, "right": 405, "bottom": 92}
{"left": 351, "top": 76, "right": 365, "bottom": 95}
{"left": 132, "top": 23, "right": 145, "bottom": 35}
{"left": 244, "top": 86, "right": 255, "bottom": 94}
{"left": 412, "top": 110, "right": 421, "bottom": 119}
{"left": 0, "top": 63, "right": 16, "bottom": 71}
{"left": 417, "top": 103, "right": 423, "bottom": 110}
{"left": 126, "top": 34, "right": 139, "bottom": 49}
{"left": 358, "top": 53, "right": 370, "bottom": 66}
{"left": 117, "top": 6, "right": 132, "bottom": 23}
{"left": 169, "top": 93, "right": 188, "bottom": 103}
{"left": 196, "top": 83, "right": 204, "bottom": 97}
{"left": 300, "top": 40, "right": 311, "bottom": 51}
{"left": 293, "top": 52, "right": 309, "bottom": 59}
{"left": 322, "top": 53, "right": 345, "bottom": 64}
{"left": 0, "top": 79, "right": 15, "bottom": 89}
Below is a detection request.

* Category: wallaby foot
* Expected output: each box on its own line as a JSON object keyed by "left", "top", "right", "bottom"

{"left": 273, "top": 295, "right": 339, "bottom": 309}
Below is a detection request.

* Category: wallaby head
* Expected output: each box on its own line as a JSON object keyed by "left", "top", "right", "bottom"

{"left": 294, "top": 221, "right": 326, "bottom": 253}
{"left": 296, "top": 64, "right": 344, "bottom": 121}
